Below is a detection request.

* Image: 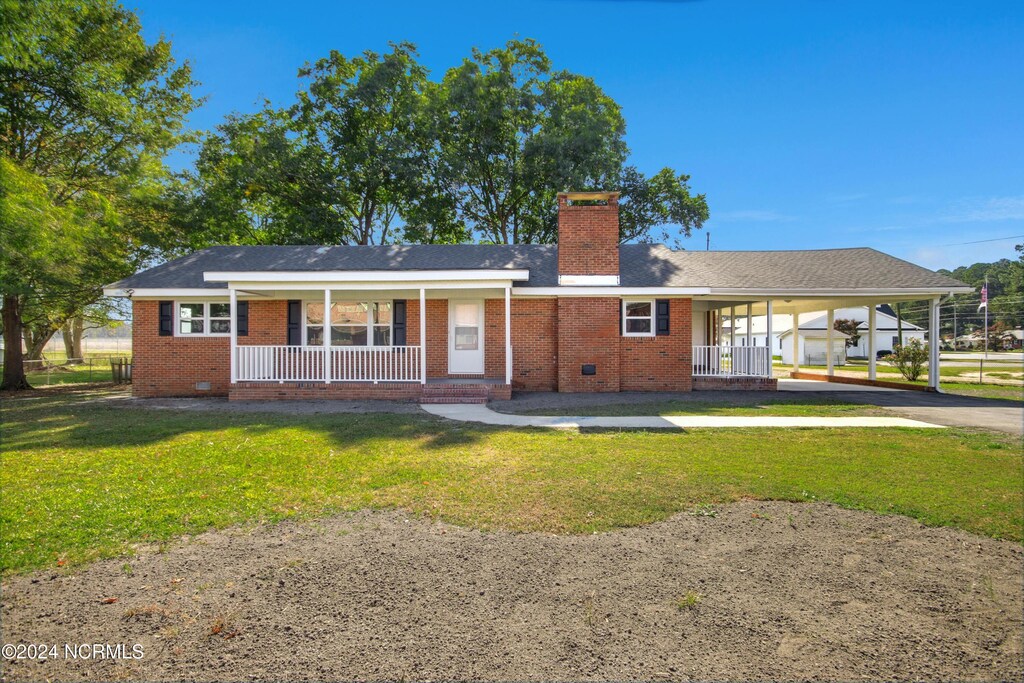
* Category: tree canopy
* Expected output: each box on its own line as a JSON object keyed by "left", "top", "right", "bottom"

{"left": 184, "top": 39, "right": 708, "bottom": 248}
{"left": 0, "top": 0, "right": 198, "bottom": 389}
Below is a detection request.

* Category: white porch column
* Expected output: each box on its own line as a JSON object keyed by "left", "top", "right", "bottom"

{"left": 746, "top": 305, "right": 753, "bottom": 347}
{"left": 229, "top": 288, "right": 237, "bottom": 384}
{"left": 868, "top": 305, "right": 877, "bottom": 380}
{"left": 505, "top": 287, "right": 512, "bottom": 385}
{"left": 323, "top": 288, "right": 331, "bottom": 384}
{"left": 765, "top": 300, "right": 773, "bottom": 377}
{"left": 792, "top": 310, "right": 800, "bottom": 373}
{"left": 826, "top": 308, "right": 835, "bottom": 376}
{"left": 729, "top": 306, "right": 736, "bottom": 347}
{"left": 419, "top": 288, "right": 427, "bottom": 385}
{"left": 929, "top": 296, "right": 941, "bottom": 391}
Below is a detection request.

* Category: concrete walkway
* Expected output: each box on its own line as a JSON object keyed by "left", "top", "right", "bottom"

{"left": 420, "top": 404, "right": 944, "bottom": 429}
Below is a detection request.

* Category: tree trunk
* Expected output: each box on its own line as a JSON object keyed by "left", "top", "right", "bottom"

{"left": 1, "top": 295, "right": 32, "bottom": 391}
{"left": 23, "top": 323, "right": 56, "bottom": 362}
{"left": 62, "top": 317, "right": 84, "bottom": 364}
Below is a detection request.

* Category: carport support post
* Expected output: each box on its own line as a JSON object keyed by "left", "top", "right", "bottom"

{"left": 792, "top": 311, "right": 800, "bottom": 372}
{"left": 826, "top": 309, "right": 835, "bottom": 377}
{"left": 729, "top": 306, "right": 736, "bottom": 347}
{"left": 868, "top": 305, "right": 877, "bottom": 380}
{"left": 419, "top": 288, "right": 426, "bottom": 385}
{"left": 746, "top": 306, "right": 752, "bottom": 347}
{"left": 929, "top": 296, "right": 941, "bottom": 391}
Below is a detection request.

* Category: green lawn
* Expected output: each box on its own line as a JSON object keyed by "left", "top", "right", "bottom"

{"left": 1, "top": 390, "right": 1020, "bottom": 575}
{"left": 24, "top": 365, "right": 115, "bottom": 385}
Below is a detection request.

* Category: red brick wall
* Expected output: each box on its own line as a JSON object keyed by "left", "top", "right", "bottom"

{"left": 511, "top": 298, "right": 558, "bottom": 391}
{"left": 556, "top": 297, "right": 622, "bottom": 392}
{"left": 134, "top": 295, "right": 699, "bottom": 398}
{"left": 619, "top": 298, "right": 693, "bottom": 391}
{"left": 557, "top": 194, "right": 620, "bottom": 277}
{"left": 133, "top": 300, "right": 228, "bottom": 397}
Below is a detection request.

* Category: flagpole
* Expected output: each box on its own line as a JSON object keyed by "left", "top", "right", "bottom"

{"left": 984, "top": 276, "right": 989, "bottom": 360}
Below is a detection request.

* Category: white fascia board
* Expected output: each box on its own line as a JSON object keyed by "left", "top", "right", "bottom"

{"left": 226, "top": 280, "right": 515, "bottom": 291}
{"left": 512, "top": 286, "right": 711, "bottom": 296}
{"left": 204, "top": 269, "right": 530, "bottom": 283}
{"left": 705, "top": 286, "right": 974, "bottom": 297}
{"left": 103, "top": 287, "right": 227, "bottom": 298}
{"left": 558, "top": 274, "right": 620, "bottom": 286}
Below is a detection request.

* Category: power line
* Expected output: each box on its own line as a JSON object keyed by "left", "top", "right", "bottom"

{"left": 938, "top": 234, "right": 1024, "bottom": 246}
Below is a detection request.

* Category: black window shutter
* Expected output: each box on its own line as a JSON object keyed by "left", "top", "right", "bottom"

{"left": 620, "top": 300, "right": 624, "bottom": 336}
{"left": 393, "top": 299, "right": 407, "bottom": 346}
{"left": 287, "top": 300, "right": 301, "bottom": 346}
{"left": 656, "top": 299, "right": 670, "bottom": 336}
{"left": 236, "top": 301, "right": 249, "bottom": 337}
{"left": 159, "top": 301, "right": 173, "bottom": 336}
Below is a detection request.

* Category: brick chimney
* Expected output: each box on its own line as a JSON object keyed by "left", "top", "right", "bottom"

{"left": 557, "top": 191, "right": 620, "bottom": 285}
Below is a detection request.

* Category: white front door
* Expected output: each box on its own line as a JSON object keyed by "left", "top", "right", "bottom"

{"left": 449, "top": 300, "right": 485, "bottom": 374}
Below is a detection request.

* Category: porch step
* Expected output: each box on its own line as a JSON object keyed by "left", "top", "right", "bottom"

{"left": 419, "top": 383, "right": 493, "bottom": 405}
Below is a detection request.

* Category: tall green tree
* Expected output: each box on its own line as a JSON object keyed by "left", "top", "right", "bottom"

{"left": 426, "top": 39, "right": 708, "bottom": 244}
{"left": 0, "top": 0, "right": 198, "bottom": 389}
{"left": 185, "top": 43, "right": 463, "bottom": 247}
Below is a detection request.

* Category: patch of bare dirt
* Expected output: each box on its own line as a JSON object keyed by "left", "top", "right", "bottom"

{"left": 2, "top": 501, "right": 1021, "bottom": 681}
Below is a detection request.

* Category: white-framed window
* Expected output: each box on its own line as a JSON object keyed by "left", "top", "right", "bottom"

{"left": 177, "top": 302, "right": 231, "bottom": 336}
{"left": 622, "top": 300, "right": 655, "bottom": 337}
{"left": 305, "top": 301, "right": 393, "bottom": 346}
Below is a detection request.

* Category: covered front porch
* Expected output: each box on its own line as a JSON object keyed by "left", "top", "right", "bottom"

{"left": 217, "top": 267, "right": 525, "bottom": 400}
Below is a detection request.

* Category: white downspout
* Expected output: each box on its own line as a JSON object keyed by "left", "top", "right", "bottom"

{"left": 505, "top": 287, "right": 512, "bottom": 386}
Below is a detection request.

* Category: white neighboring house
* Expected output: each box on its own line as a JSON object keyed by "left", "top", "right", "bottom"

{"left": 724, "top": 305, "right": 926, "bottom": 363}
{"left": 778, "top": 327, "right": 849, "bottom": 366}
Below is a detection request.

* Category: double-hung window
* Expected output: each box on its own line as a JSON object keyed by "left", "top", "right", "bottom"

{"left": 306, "top": 301, "right": 392, "bottom": 346}
{"left": 622, "top": 300, "right": 655, "bottom": 337}
{"left": 177, "top": 302, "right": 231, "bottom": 336}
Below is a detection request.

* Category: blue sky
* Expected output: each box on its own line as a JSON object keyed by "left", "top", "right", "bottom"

{"left": 132, "top": 0, "right": 1024, "bottom": 270}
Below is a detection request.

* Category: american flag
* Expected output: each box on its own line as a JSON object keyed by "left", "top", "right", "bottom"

{"left": 978, "top": 283, "right": 988, "bottom": 311}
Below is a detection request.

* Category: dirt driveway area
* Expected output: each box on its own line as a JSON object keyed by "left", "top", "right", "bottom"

{"left": 2, "top": 501, "right": 1020, "bottom": 682}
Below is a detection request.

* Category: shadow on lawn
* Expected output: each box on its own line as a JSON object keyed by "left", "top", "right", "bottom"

{"left": 1, "top": 387, "right": 491, "bottom": 453}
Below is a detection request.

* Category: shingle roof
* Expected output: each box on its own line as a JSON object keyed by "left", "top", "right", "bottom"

{"left": 108, "top": 244, "right": 969, "bottom": 292}
{"left": 657, "top": 247, "right": 968, "bottom": 290}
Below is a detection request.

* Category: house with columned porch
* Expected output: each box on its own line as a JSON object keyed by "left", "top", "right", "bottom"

{"left": 104, "top": 192, "right": 971, "bottom": 401}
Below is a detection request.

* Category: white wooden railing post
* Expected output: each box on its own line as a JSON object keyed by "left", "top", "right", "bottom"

{"left": 323, "top": 289, "right": 331, "bottom": 383}
{"left": 419, "top": 288, "right": 427, "bottom": 384}
{"left": 229, "top": 288, "right": 237, "bottom": 384}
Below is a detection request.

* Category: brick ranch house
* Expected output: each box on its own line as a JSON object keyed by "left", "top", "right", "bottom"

{"left": 105, "top": 192, "right": 971, "bottom": 402}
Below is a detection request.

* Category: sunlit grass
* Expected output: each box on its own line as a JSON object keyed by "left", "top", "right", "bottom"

{"left": 1, "top": 390, "right": 1020, "bottom": 574}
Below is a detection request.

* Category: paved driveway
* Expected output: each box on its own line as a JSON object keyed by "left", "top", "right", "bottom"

{"left": 825, "top": 389, "right": 1023, "bottom": 435}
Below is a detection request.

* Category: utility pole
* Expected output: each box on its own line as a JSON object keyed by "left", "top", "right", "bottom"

{"left": 706, "top": 233, "right": 710, "bottom": 251}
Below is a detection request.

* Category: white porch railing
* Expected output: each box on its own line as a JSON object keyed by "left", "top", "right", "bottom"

{"left": 693, "top": 345, "right": 771, "bottom": 378}
{"left": 236, "top": 345, "right": 423, "bottom": 383}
